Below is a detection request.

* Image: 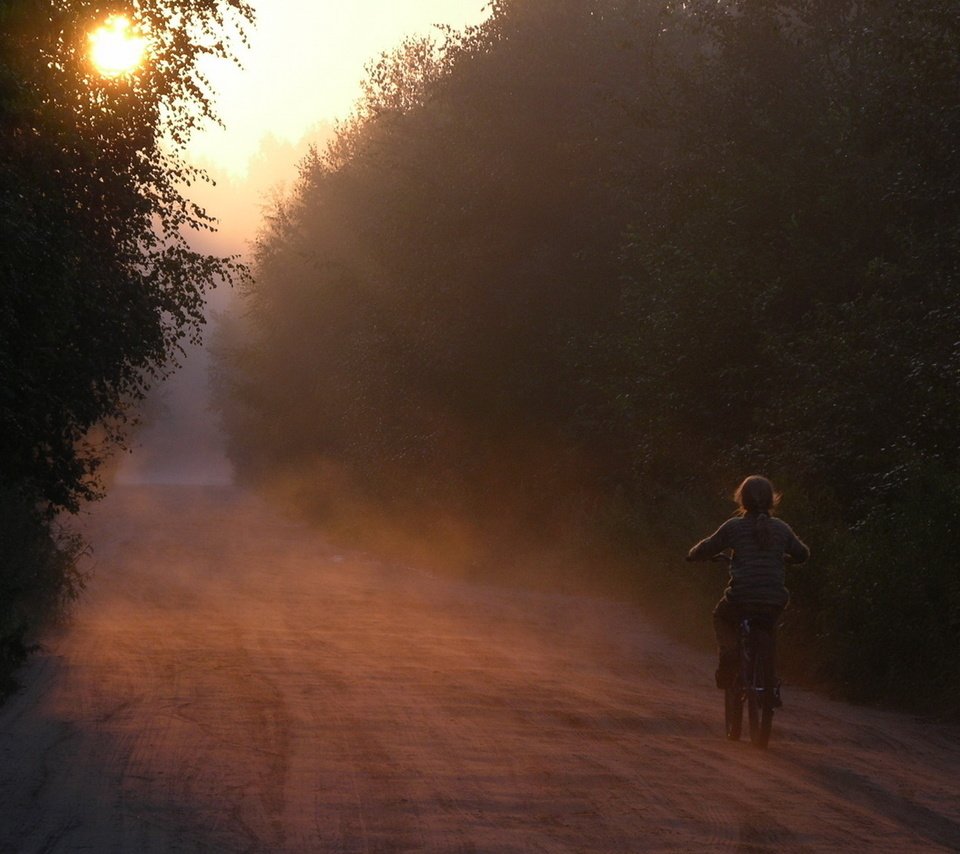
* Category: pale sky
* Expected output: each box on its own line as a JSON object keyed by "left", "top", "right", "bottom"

{"left": 188, "top": 0, "right": 492, "bottom": 178}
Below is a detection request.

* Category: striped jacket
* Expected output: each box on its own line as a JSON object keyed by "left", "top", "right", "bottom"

{"left": 688, "top": 514, "right": 810, "bottom": 607}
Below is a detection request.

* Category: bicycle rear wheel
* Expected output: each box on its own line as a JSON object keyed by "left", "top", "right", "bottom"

{"left": 724, "top": 683, "right": 743, "bottom": 740}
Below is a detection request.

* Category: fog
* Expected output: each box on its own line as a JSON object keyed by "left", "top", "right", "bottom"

{"left": 114, "top": 125, "right": 334, "bottom": 488}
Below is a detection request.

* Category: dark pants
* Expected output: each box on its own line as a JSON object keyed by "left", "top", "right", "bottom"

{"left": 713, "top": 597, "right": 784, "bottom": 679}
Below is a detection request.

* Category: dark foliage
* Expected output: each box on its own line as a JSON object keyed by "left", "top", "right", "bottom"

{"left": 1, "top": 0, "right": 253, "bottom": 691}
{"left": 218, "top": 0, "right": 959, "bottom": 712}
{"left": 0, "top": 485, "right": 86, "bottom": 698}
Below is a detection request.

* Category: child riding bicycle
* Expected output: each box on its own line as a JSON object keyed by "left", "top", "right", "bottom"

{"left": 686, "top": 475, "right": 810, "bottom": 690}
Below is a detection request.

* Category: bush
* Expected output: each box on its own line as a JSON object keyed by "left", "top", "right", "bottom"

{"left": 0, "top": 486, "right": 87, "bottom": 697}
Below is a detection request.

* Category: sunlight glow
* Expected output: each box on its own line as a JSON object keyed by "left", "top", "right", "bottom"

{"left": 89, "top": 16, "right": 147, "bottom": 78}
{"left": 186, "top": 0, "right": 492, "bottom": 177}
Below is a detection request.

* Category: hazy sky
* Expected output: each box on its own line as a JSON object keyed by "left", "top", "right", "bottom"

{"left": 188, "top": 0, "right": 491, "bottom": 177}
{"left": 120, "top": 4, "right": 495, "bottom": 483}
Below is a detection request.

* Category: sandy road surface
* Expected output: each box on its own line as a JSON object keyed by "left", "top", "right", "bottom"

{"left": 1, "top": 486, "right": 958, "bottom": 853}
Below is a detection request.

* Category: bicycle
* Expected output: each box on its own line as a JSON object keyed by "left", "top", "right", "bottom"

{"left": 724, "top": 612, "right": 779, "bottom": 747}
{"left": 711, "top": 554, "right": 780, "bottom": 749}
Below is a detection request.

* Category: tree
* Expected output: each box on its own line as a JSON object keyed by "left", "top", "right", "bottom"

{"left": 217, "top": 0, "right": 959, "bottom": 710}
{"left": 0, "top": 0, "right": 253, "bottom": 688}
{"left": 1, "top": 0, "right": 253, "bottom": 512}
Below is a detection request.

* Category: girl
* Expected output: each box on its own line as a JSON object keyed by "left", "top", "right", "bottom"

{"left": 687, "top": 475, "right": 810, "bottom": 689}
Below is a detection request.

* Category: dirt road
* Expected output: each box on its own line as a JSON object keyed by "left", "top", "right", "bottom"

{"left": 1, "top": 486, "right": 958, "bottom": 852}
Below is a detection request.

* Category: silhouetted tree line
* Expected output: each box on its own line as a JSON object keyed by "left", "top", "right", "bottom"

{"left": 217, "top": 0, "right": 959, "bottom": 712}
{"left": 0, "top": 0, "right": 252, "bottom": 695}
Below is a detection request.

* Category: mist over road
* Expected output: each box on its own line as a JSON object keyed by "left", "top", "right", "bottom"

{"left": 1, "top": 486, "right": 958, "bottom": 852}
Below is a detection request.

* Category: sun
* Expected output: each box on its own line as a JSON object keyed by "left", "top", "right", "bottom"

{"left": 89, "top": 16, "right": 147, "bottom": 78}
